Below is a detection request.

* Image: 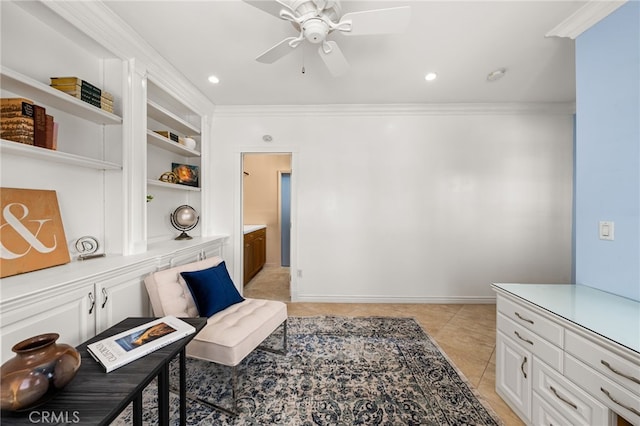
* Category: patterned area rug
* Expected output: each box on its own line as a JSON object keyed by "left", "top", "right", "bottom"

{"left": 115, "top": 316, "right": 502, "bottom": 425}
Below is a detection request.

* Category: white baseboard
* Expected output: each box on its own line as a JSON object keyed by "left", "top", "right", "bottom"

{"left": 292, "top": 295, "right": 497, "bottom": 304}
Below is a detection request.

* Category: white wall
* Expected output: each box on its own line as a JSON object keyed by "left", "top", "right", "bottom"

{"left": 210, "top": 104, "right": 574, "bottom": 302}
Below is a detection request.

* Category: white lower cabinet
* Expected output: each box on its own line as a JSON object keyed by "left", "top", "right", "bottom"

{"left": 1, "top": 286, "right": 96, "bottom": 362}
{"left": 0, "top": 237, "right": 227, "bottom": 363}
{"left": 0, "top": 268, "right": 154, "bottom": 362}
{"left": 493, "top": 283, "right": 640, "bottom": 426}
{"left": 94, "top": 263, "right": 157, "bottom": 334}
{"left": 497, "top": 330, "right": 532, "bottom": 421}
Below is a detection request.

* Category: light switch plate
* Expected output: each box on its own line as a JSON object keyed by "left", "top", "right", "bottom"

{"left": 599, "top": 221, "right": 614, "bottom": 241}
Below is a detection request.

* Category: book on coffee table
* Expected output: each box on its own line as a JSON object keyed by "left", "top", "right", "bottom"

{"left": 87, "top": 316, "right": 196, "bottom": 373}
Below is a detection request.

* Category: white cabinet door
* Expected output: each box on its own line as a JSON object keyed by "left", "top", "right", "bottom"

{"left": 0, "top": 286, "right": 95, "bottom": 363}
{"left": 95, "top": 264, "right": 157, "bottom": 334}
{"left": 497, "top": 330, "right": 532, "bottom": 422}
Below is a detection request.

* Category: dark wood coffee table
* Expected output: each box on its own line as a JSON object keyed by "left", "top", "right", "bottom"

{"left": 1, "top": 317, "right": 207, "bottom": 426}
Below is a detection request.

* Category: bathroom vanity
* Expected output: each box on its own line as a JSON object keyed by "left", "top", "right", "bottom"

{"left": 243, "top": 225, "right": 267, "bottom": 285}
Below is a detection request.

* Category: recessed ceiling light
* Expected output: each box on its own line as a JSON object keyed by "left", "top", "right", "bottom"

{"left": 208, "top": 75, "right": 220, "bottom": 84}
{"left": 424, "top": 72, "right": 438, "bottom": 81}
{"left": 487, "top": 68, "right": 506, "bottom": 82}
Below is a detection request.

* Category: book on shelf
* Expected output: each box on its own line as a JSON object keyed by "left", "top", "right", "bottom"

{"left": 52, "top": 121, "right": 59, "bottom": 150}
{"left": 33, "top": 104, "right": 47, "bottom": 148}
{"left": 1, "top": 98, "right": 35, "bottom": 145}
{"left": 154, "top": 130, "right": 180, "bottom": 143}
{"left": 50, "top": 77, "right": 114, "bottom": 101}
{"left": 50, "top": 83, "right": 114, "bottom": 103}
{"left": 44, "top": 114, "right": 56, "bottom": 150}
{"left": 87, "top": 316, "right": 196, "bottom": 373}
{"left": 1, "top": 98, "right": 34, "bottom": 118}
{"left": 50, "top": 76, "right": 115, "bottom": 113}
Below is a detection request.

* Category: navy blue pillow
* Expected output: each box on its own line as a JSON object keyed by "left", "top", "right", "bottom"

{"left": 180, "top": 261, "right": 244, "bottom": 317}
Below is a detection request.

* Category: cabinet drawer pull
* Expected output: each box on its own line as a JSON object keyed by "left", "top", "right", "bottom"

{"left": 514, "top": 331, "right": 534, "bottom": 345}
{"left": 521, "top": 356, "right": 528, "bottom": 379}
{"left": 88, "top": 292, "right": 95, "bottom": 314}
{"left": 515, "top": 312, "right": 534, "bottom": 324}
{"left": 600, "top": 387, "right": 640, "bottom": 417}
{"left": 601, "top": 360, "right": 640, "bottom": 385}
{"left": 101, "top": 288, "right": 109, "bottom": 308}
{"left": 549, "top": 385, "right": 577, "bottom": 409}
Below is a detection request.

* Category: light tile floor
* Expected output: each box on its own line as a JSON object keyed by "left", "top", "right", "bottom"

{"left": 244, "top": 265, "right": 524, "bottom": 426}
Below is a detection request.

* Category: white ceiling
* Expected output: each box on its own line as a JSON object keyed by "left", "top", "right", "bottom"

{"left": 104, "top": 0, "right": 586, "bottom": 106}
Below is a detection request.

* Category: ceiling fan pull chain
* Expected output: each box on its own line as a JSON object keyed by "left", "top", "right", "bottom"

{"left": 302, "top": 44, "right": 306, "bottom": 74}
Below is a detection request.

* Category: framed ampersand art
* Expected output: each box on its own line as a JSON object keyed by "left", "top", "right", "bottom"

{"left": 0, "top": 188, "right": 71, "bottom": 278}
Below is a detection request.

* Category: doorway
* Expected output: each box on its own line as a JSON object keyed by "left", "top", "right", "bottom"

{"left": 242, "top": 153, "right": 292, "bottom": 302}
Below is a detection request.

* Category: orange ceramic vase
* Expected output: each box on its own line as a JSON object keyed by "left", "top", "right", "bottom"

{"left": 0, "top": 333, "right": 81, "bottom": 411}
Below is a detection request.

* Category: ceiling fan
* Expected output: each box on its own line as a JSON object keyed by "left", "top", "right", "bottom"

{"left": 242, "top": 0, "right": 411, "bottom": 76}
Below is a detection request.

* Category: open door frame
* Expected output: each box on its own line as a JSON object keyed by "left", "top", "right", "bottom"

{"left": 235, "top": 150, "right": 298, "bottom": 300}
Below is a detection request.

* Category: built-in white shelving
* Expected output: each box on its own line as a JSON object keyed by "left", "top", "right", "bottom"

{"left": 147, "top": 100, "right": 200, "bottom": 136}
{"left": 146, "top": 130, "right": 200, "bottom": 157}
{"left": 1, "top": 66, "right": 122, "bottom": 125}
{"left": 0, "top": 139, "right": 121, "bottom": 170}
{"left": 147, "top": 179, "right": 201, "bottom": 192}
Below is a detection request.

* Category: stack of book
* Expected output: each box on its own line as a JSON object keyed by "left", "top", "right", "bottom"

{"left": 154, "top": 130, "right": 180, "bottom": 143}
{"left": 1, "top": 98, "right": 34, "bottom": 145}
{"left": 0, "top": 98, "right": 58, "bottom": 149}
{"left": 50, "top": 77, "right": 114, "bottom": 113}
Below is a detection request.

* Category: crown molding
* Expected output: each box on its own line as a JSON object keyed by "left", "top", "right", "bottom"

{"left": 36, "top": 1, "right": 214, "bottom": 115}
{"left": 546, "top": 0, "right": 627, "bottom": 39}
{"left": 213, "top": 102, "right": 576, "bottom": 118}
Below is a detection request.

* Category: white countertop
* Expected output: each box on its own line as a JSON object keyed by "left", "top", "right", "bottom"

{"left": 492, "top": 283, "right": 640, "bottom": 354}
{"left": 243, "top": 224, "right": 266, "bottom": 234}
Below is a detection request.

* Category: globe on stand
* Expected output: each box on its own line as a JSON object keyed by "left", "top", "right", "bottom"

{"left": 170, "top": 205, "right": 199, "bottom": 240}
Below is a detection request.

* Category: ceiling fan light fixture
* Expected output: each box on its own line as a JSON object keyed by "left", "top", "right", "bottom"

{"left": 424, "top": 72, "right": 438, "bottom": 81}
{"left": 303, "top": 19, "right": 329, "bottom": 43}
{"left": 208, "top": 75, "right": 220, "bottom": 84}
{"left": 244, "top": 0, "right": 412, "bottom": 76}
{"left": 486, "top": 68, "right": 506, "bottom": 82}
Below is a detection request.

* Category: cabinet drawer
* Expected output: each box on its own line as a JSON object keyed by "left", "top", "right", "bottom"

{"left": 533, "top": 358, "right": 609, "bottom": 425}
{"left": 532, "top": 391, "right": 575, "bottom": 426}
{"left": 498, "top": 312, "right": 563, "bottom": 371}
{"left": 565, "top": 354, "right": 640, "bottom": 425}
{"left": 497, "top": 296, "right": 563, "bottom": 347}
{"left": 565, "top": 330, "right": 640, "bottom": 397}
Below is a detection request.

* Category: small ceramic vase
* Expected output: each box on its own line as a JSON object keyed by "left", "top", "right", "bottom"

{"left": 0, "top": 333, "right": 81, "bottom": 411}
{"left": 183, "top": 137, "right": 197, "bottom": 150}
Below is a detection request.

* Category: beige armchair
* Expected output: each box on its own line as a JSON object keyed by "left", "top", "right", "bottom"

{"left": 143, "top": 256, "right": 287, "bottom": 415}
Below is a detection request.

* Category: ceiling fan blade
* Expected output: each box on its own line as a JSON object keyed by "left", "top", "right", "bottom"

{"left": 242, "top": 0, "right": 293, "bottom": 19}
{"left": 339, "top": 6, "right": 411, "bottom": 36}
{"left": 318, "top": 41, "right": 350, "bottom": 76}
{"left": 256, "top": 37, "right": 300, "bottom": 63}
